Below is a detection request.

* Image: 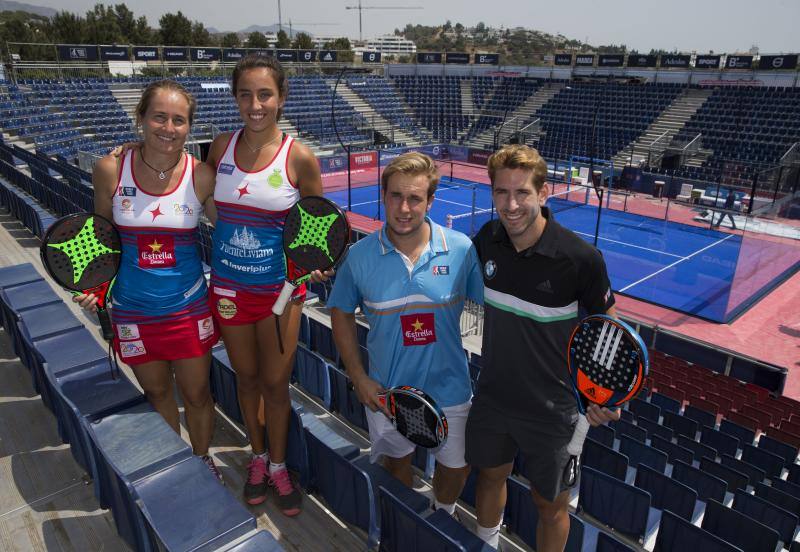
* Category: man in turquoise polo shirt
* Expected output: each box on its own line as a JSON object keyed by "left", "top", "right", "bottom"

{"left": 329, "top": 152, "right": 483, "bottom": 516}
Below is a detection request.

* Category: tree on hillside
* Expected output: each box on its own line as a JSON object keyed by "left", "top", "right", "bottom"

{"left": 221, "top": 32, "right": 240, "bottom": 47}
{"left": 292, "top": 32, "right": 313, "bottom": 50}
{"left": 85, "top": 4, "right": 123, "bottom": 44}
{"left": 51, "top": 11, "right": 86, "bottom": 43}
{"left": 276, "top": 29, "right": 290, "bottom": 48}
{"left": 190, "top": 21, "right": 214, "bottom": 45}
{"left": 246, "top": 31, "right": 269, "bottom": 48}
{"left": 159, "top": 11, "right": 192, "bottom": 45}
{"left": 323, "top": 37, "right": 353, "bottom": 61}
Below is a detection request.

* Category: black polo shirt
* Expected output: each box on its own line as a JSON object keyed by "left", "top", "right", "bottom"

{"left": 473, "top": 207, "right": 615, "bottom": 424}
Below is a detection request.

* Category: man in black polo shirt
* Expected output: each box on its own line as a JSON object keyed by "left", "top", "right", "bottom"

{"left": 466, "top": 145, "right": 619, "bottom": 551}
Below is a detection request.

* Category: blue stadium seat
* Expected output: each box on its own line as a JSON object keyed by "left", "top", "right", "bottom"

{"left": 741, "top": 444, "right": 784, "bottom": 480}
{"left": 684, "top": 404, "right": 717, "bottom": 429}
{"left": 294, "top": 343, "right": 333, "bottom": 409}
{"left": 663, "top": 411, "right": 699, "bottom": 440}
{"left": 720, "top": 454, "right": 765, "bottom": 487}
{"left": 636, "top": 416, "right": 673, "bottom": 442}
{"left": 582, "top": 437, "right": 628, "bottom": 481}
{"left": 304, "top": 422, "right": 426, "bottom": 547}
{"left": 758, "top": 434, "right": 798, "bottom": 468}
{"left": 82, "top": 401, "right": 193, "bottom": 550}
{"left": 701, "top": 425, "right": 740, "bottom": 458}
{"left": 378, "top": 486, "right": 470, "bottom": 552}
{"left": 677, "top": 434, "right": 718, "bottom": 462}
{"left": 732, "top": 488, "right": 798, "bottom": 546}
{"left": 43, "top": 358, "right": 144, "bottom": 475}
{"left": 650, "top": 392, "right": 681, "bottom": 414}
{"left": 310, "top": 316, "right": 337, "bottom": 362}
{"left": 701, "top": 498, "right": 780, "bottom": 552}
{"left": 619, "top": 435, "right": 667, "bottom": 474}
{"left": 588, "top": 423, "right": 615, "bottom": 448}
{"left": 221, "top": 530, "right": 284, "bottom": 551}
{"left": 329, "top": 364, "right": 369, "bottom": 431}
{"left": 133, "top": 456, "right": 256, "bottom": 551}
{"left": 596, "top": 532, "right": 637, "bottom": 552}
{"left": 671, "top": 459, "right": 727, "bottom": 505}
{"left": 0, "top": 262, "right": 43, "bottom": 291}
{"left": 612, "top": 419, "right": 647, "bottom": 443}
{"left": 649, "top": 434, "right": 693, "bottom": 467}
{"left": 699, "top": 456, "right": 748, "bottom": 494}
{"left": 719, "top": 418, "right": 755, "bottom": 447}
{"left": 578, "top": 466, "right": 654, "bottom": 544}
{"left": 755, "top": 482, "right": 800, "bottom": 518}
{"left": 629, "top": 397, "right": 660, "bottom": 422}
{"left": 505, "top": 477, "right": 585, "bottom": 552}
{"left": 635, "top": 464, "right": 697, "bottom": 522}
{"left": 209, "top": 344, "right": 243, "bottom": 424}
{"left": 653, "top": 510, "right": 741, "bottom": 552}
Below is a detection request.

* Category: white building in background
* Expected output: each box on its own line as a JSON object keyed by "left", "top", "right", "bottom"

{"left": 362, "top": 35, "right": 417, "bottom": 57}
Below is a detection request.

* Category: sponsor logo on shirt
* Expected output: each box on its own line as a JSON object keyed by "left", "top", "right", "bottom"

{"left": 484, "top": 260, "right": 497, "bottom": 280}
{"left": 218, "top": 163, "right": 235, "bottom": 175}
{"left": 120, "top": 198, "right": 135, "bottom": 215}
{"left": 138, "top": 235, "right": 176, "bottom": 268}
{"left": 173, "top": 203, "right": 194, "bottom": 216}
{"left": 268, "top": 168, "right": 284, "bottom": 189}
{"left": 401, "top": 313, "right": 436, "bottom": 346}
{"left": 119, "top": 186, "right": 136, "bottom": 196}
{"left": 120, "top": 339, "right": 146, "bottom": 358}
{"left": 116, "top": 323, "right": 140, "bottom": 340}
{"left": 218, "top": 226, "right": 274, "bottom": 260}
{"left": 432, "top": 265, "right": 449, "bottom": 275}
{"left": 217, "top": 298, "right": 237, "bottom": 320}
{"left": 198, "top": 316, "right": 215, "bottom": 340}
{"left": 536, "top": 280, "right": 553, "bottom": 294}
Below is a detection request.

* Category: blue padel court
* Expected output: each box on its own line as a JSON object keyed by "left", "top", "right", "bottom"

{"left": 325, "top": 177, "right": 799, "bottom": 324}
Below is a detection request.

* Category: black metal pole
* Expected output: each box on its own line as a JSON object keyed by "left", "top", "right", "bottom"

{"left": 594, "top": 188, "right": 603, "bottom": 247}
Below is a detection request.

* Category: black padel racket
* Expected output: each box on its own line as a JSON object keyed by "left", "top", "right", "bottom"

{"left": 378, "top": 386, "right": 448, "bottom": 449}
{"left": 272, "top": 196, "right": 350, "bottom": 352}
{"left": 563, "top": 315, "right": 648, "bottom": 487}
{"left": 40, "top": 213, "right": 121, "bottom": 342}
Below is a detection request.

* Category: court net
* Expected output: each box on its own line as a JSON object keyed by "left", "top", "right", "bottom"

{"left": 445, "top": 186, "right": 591, "bottom": 236}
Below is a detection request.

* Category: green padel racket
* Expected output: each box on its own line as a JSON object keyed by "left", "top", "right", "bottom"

{"left": 40, "top": 213, "right": 121, "bottom": 342}
{"left": 272, "top": 196, "right": 350, "bottom": 352}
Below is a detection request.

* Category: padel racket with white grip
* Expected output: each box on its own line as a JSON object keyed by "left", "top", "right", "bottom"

{"left": 563, "top": 315, "right": 648, "bottom": 487}
{"left": 272, "top": 196, "right": 350, "bottom": 351}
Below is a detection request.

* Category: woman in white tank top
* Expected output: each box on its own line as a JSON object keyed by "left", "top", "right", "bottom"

{"left": 204, "top": 55, "right": 326, "bottom": 515}
{"left": 74, "top": 81, "right": 222, "bottom": 481}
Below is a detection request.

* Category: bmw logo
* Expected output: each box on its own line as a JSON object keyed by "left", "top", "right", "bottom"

{"left": 484, "top": 260, "right": 497, "bottom": 279}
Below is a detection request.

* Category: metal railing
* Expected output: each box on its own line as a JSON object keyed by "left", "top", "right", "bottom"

{"left": 646, "top": 130, "right": 670, "bottom": 167}
{"left": 780, "top": 142, "right": 800, "bottom": 166}
{"left": 681, "top": 133, "right": 703, "bottom": 161}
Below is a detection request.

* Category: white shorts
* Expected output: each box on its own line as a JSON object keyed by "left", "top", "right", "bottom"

{"left": 365, "top": 400, "right": 471, "bottom": 469}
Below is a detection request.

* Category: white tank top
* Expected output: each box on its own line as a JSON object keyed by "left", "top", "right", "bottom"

{"left": 213, "top": 130, "right": 299, "bottom": 211}
{"left": 112, "top": 150, "right": 202, "bottom": 229}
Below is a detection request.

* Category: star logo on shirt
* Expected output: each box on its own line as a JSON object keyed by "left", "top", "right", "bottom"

{"left": 148, "top": 239, "right": 163, "bottom": 253}
{"left": 236, "top": 183, "right": 251, "bottom": 200}
{"left": 149, "top": 204, "right": 163, "bottom": 221}
{"left": 411, "top": 319, "right": 424, "bottom": 332}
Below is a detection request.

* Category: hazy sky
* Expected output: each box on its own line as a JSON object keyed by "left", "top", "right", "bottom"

{"left": 39, "top": 0, "right": 798, "bottom": 53}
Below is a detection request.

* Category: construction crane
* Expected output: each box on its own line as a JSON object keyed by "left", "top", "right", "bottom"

{"left": 345, "top": 1, "right": 422, "bottom": 41}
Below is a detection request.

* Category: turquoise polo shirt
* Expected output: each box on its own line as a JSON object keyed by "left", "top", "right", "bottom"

{"left": 328, "top": 218, "right": 483, "bottom": 408}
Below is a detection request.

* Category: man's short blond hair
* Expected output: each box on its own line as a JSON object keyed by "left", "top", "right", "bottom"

{"left": 487, "top": 144, "right": 548, "bottom": 192}
{"left": 380, "top": 151, "right": 440, "bottom": 197}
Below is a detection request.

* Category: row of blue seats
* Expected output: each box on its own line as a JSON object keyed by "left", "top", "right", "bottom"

{"left": 0, "top": 263, "right": 280, "bottom": 551}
